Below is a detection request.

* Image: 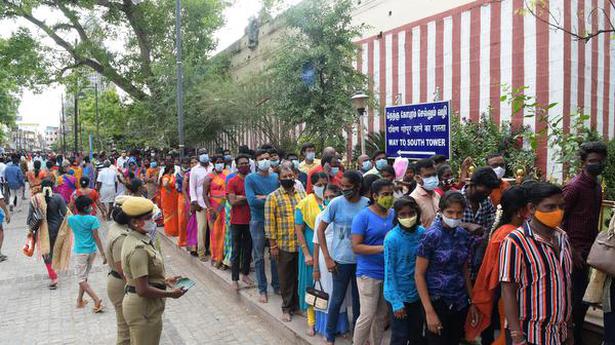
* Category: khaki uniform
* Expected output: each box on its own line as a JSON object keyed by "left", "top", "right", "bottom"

{"left": 121, "top": 231, "right": 167, "bottom": 345}
{"left": 105, "top": 222, "right": 130, "bottom": 345}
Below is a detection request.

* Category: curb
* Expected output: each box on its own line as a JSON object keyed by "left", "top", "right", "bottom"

{"left": 158, "top": 232, "right": 342, "bottom": 345}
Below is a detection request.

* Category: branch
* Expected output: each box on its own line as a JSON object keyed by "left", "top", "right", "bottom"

{"left": 121, "top": 0, "right": 153, "bottom": 80}
{"left": 55, "top": 1, "right": 89, "bottom": 43}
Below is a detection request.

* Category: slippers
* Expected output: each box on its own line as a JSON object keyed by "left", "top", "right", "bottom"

{"left": 76, "top": 300, "right": 89, "bottom": 309}
{"left": 93, "top": 301, "right": 104, "bottom": 313}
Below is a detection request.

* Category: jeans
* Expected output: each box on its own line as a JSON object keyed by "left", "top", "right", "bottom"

{"left": 572, "top": 265, "right": 590, "bottom": 345}
{"left": 249, "top": 220, "right": 279, "bottom": 294}
{"left": 231, "top": 224, "right": 252, "bottom": 281}
{"left": 390, "top": 301, "right": 426, "bottom": 345}
{"left": 326, "top": 263, "right": 360, "bottom": 343}
{"left": 425, "top": 300, "right": 467, "bottom": 345}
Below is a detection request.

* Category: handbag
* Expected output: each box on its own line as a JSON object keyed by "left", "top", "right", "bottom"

{"left": 28, "top": 198, "right": 44, "bottom": 231}
{"left": 305, "top": 280, "right": 329, "bottom": 311}
{"left": 587, "top": 209, "right": 615, "bottom": 276}
{"left": 583, "top": 268, "right": 606, "bottom": 305}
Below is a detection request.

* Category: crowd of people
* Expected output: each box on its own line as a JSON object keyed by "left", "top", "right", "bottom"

{"left": 0, "top": 139, "right": 612, "bottom": 345}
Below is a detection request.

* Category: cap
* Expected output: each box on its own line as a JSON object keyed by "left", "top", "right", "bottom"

{"left": 121, "top": 197, "right": 154, "bottom": 217}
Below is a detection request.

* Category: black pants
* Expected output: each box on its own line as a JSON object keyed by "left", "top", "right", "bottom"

{"left": 231, "top": 224, "right": 252, "bottom": 281}
{"left": 426, "top": 300, "right": 467, "bottom": 345}
{"left": 572, "top": 265, "right": 590, "bottom": 345}
{"left": 276, "top": 250, "right": 299, "bottom": 313}
{"left": 390, "top": 301, "right": 426, "bottom": 345}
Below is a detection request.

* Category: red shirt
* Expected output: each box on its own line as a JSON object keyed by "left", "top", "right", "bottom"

{"left": 306, "top": 165, "right": 343, "bottom": 193}
{"left": 226, "top": 175, "right": 251, "bottom": 225}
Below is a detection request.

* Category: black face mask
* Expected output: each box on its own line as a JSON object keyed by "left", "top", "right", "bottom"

{"left": 342, "top": 188, "right": 355, "bottom": 199}
{"left": 280, "top": 179, "right": 295, "bottom": 189}
{"left": 586, "top": 162, "right": 605, "bottom": 176}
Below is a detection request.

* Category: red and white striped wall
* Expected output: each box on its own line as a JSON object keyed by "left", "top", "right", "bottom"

{"left": 351, "top": 0, "right": 615, "bottom": 180}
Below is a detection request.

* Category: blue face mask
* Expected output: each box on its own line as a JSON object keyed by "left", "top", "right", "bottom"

{"left": 257, "top": 159, "right": 271, "bottom": 171}
{"left": 270, "top": 159, "right": 280, "bottom": 168}
{"left": 305, "top": 152, "right": 316, "bottom": 161}
{"left": 361, "top": 160, "right": 372, "bottom": 172}
{"left": 224, "top": 154, "right": 232, "bottom": 162}
{"left": 214, "top": 163, "right": 225, "bottom": 172}
{"left": 376, "top": 158, "right": 388, "bottom": 170}
{"left": 291, "top": 160, "right": 300, "bottom": 170}
{"left": 323, "top": 199, "right": 330, "bottom": 206}
{"left": 150, "top": 162, "right": 157, "bottom": 168}
{"left": 422, "top": 176, "right": 439, "bottom": 191}
{"left": 330, "top": 167, "right": 340, "bottom": 176}
{"left": 199, "top": 154, "right": 210, "bottom": 164}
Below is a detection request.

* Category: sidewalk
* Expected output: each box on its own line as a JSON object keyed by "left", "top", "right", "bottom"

{"left": 159, "top": 231, "right": 356, "bottom": 345}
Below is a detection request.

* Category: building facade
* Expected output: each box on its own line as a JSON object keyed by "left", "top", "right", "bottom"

{"left": 214, "top": 0, "right": 614, "bottom": 180}
{"left": 44, "top": 126, "right": 59, "bottom": 149}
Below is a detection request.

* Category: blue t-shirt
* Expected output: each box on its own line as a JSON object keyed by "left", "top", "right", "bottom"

{"left": 351, "top": 207, "right": 394, "bottom": 279}
{"left": 68, "top": 214, "right": 101, "bottom": 254}
{"left": 245, "top": 172, "right": 279, "bottom": 222}
{"left": 321, "top": 195, "right": 369, "bottom": 264}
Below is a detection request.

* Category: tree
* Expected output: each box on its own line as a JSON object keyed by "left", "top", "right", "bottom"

{"left": 267, "top": 0, "right": 368, "bottom": 149}
{"left": 523, "top": 0, "right": 614, "bottom": 42}
{"left": 1, "top": 0, "right": 227, "bottom": 143}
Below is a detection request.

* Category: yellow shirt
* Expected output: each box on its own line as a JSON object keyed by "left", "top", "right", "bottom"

{"left": 264, "top": 187, "right": 306, "bottom": 252}
{"left": 299, "top": 159, "right": 321, "bottom": 174}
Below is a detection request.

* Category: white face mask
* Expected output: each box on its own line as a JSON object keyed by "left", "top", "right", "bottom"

{"left": 398, "top": 215, "right": 417, "bottom": 229}
{"left": 146, "top": 220, "right": 158, "bottom": 241}
{"left": 313, "top": 185, "right": 325, "bottom": 199}
{"left": 492, "top": 166, "right": 505, "bottom": 179}
{"left": 441, "top": 215, "right": 461, "bottom": 228}
{"left": 257, "top": 159, "right": 271, "bottom": 171}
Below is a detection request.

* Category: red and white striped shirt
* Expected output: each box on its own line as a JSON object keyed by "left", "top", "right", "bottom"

{"left": 499, "top": 223, "right": 573, "bottom": 345}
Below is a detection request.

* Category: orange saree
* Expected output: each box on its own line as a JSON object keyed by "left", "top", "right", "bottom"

{"left": 207, "top": 170, "right": 229, "bottom": 263}
{"left": 160, "top": 174, "right": 179, "bottom": 237}
{"left": 177, "top": 191, "right": 187, "bottom": 247}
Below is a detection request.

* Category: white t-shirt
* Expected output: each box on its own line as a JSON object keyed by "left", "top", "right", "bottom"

{"left": 97, "top": 167, "right": 117, "bottom": 188}
{"left": 0, "top": 162, "right": 7, "bottom": 181}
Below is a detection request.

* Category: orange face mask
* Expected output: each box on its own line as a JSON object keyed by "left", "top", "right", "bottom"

{"left": 534, "top": 209, "right": 564, "bottom": 228}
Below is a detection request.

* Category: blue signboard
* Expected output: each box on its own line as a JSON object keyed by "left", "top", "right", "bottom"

{"left": 385, "top": 101, "right": 451, "bottom": 160}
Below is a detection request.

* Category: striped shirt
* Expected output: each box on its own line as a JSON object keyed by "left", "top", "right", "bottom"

{"left": 499, "top": 222, "right": 573, "bottom": 345}
{"left": 264, "top": 187, "right": 306, "bottom": 252}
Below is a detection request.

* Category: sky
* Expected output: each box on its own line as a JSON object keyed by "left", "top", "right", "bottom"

{"left": 2, "top": 0, "right": 301, "bottom": 131}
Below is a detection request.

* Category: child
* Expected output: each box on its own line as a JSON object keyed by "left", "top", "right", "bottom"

{"left": 68, "top": 195, "right": 106, "bottom": 312}
{"left": 384, "top": 197, "right": 426, "bottom": 345}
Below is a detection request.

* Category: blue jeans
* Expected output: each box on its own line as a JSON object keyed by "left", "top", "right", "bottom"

{"left": 249, "top": 220, "right": 280, "bottom": 294}
{"left": 326, "top": 263, "right": 360, "bottom": 343}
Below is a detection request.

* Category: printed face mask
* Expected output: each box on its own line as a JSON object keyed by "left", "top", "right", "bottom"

{"left": 377, "top": 195, "right": 394, "bottom": 210}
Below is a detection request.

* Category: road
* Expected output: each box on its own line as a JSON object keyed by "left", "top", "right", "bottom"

{"left": 0, "top": 199, "right": 287, "bottom": 345}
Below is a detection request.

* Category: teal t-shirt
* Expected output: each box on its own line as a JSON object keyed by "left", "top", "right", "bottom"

{"left": 68, "top": 214, "right": 101, "bottom": 254}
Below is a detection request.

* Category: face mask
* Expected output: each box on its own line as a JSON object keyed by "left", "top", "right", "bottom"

{"left": 150, "top": 162, "right": 157, "bottom": 168}
{"left": 146, "top": 220, "right": 158, "bottom": 241}
{"left": 314, "top": 185, "right": 325, "bottom": 199}
{"left": 442, "top": 215, "right": 461, "bottom": 228}
{"left": 422, "top": 176, "right": 439, "bottom": 191}
{"left": 291, "top": 160, "right": 300, "bottom": 169}
{"left": 280, "top": 178, "right": 295, "bottom": 189}
{"left": 199, "top": 154, "right": 210, "bottom": 163}
{"left": 534, "top": 209, "right": 564, "bottom": 228}
{"left": 270, "top": 159, "right": 280, "bottom": 168}
{"left": 306, "top": 152, "right": 316, "bottom": 161}
{"left": 442, "top": 178, "right": 454, "bottom": 186}
{"left": 493, "top": 166, "right": 506, "bottom": 179}
{"left": 151, "top": 152, "right": 156, "bottom": 157}
{"left": 214, "top": 163, "right": 224, "bottom": 172}
{"left": 323, "top": 199, "right": 330, "bottom": 206}
{"left": 342, "top": 188, "right": 355, "bottom": 199}
{"left": 330, "top": 167, "right": 340, "bottom": 176}
{"left": 238, "top": 165, "right": 250, "bottom": 175}
{"left": 224, "top": 155, "right": 232, "bottom": 162}
{"left": 398, "top": 215, "right": 417, "bottom": 229}
{"left": 257, "top": 159, "right": 271, "bottom": 171}
{"left": 586, "top": 162, "right": 605, "bottom": 175}
{"left": 361, "top": 160, "right": 372, "bottom": 172}
{"left": 376, "top": 158, "right": 388, "bottom": 170}
{"left": 377, "top": 195, "right": 394, "bottom": 210}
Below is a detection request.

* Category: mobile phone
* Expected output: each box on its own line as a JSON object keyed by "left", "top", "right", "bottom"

{"left": 175, "top": 277, "right": 195, "bottom": 291}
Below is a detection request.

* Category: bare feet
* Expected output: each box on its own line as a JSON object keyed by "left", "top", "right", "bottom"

{"left": 258, "top": 293, "right": 268, "bottom": 303}
{"left": 232, "top": 281, "right": 240, "bottom": 292}
{"left": 281, "top": 312, "right": 292, "bottom": 322}
{"left": 306, "top": 326, "right": 315, "bottom": 336}
{"left": 76, "top": 300, "right": 89, "bottom": 309}
{"left": 241, "top": 275, "right": 254, "bottom": 287}
{"left": 293, "top": 310, "right": 305, "bottom": 317}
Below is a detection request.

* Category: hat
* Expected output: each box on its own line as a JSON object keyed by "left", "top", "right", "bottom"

{"left": 113, "top": 195, "right": 132, "bottom": 207}
{"left": 121, "top": 197, "right": 154, "bottom": 217}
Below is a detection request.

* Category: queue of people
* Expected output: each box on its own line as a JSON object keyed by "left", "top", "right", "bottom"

{"left": 2, "top": 138, "right": 612, "bottom": 345}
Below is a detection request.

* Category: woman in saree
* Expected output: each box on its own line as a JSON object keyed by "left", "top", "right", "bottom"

{"left": 145, "top": 160, "right": 160, "bottom": 203}
{"left": 56, "top": 163, "right": 77, "bottom": 203}
{"left": 295, "top": 172, "right": 328, "bottom": 336}
{"left": 28, "top": 179, "right": 70, "bottom": 289}
{"left": 203, "top": 155, "right": 229, "bottom": 268}
{"left": 176, "top": 158, "right": 190, "bottom": 247}
{"left": 160, "top": 165, "right": 179, "bottom": 237}
{"left": 183, "top": 157, "right": 198, "bottom": 255}
{"left": 68, "top": 177, "right": 107, "bottom": 218}
{"left": 26, "top": 160, "right": 48, "bottom": 195}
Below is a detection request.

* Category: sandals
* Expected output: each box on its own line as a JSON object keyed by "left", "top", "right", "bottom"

{"left": 76, "top": 300, "right": 89, "bottom": 309}
{"left": 93, "top": 300, "right": 104, "bottom": 313}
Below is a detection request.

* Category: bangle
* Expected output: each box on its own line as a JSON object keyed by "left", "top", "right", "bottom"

{"left": 510, "top": 330, "right": 524, "bottom": 338}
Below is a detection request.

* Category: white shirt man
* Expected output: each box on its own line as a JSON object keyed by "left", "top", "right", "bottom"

{"left": 97, "top": 165, "right": 118, "bottom": 204}
{"left": 189, "top": 154, "right": 213, "bottom": 258}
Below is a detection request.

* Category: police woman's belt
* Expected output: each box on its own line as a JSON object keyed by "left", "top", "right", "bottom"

{"left": 109, "top": 270, "right": 122, "bottom": 279}
{"left": 125, "top": 283, "right": 167, "bottom": 293}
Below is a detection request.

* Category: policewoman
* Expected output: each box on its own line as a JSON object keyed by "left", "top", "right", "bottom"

{"left": 105, "top": 195, "right": 133, "bottom": 345}
{"left": 120, "top": 197, "right": 185, "bottom": 345}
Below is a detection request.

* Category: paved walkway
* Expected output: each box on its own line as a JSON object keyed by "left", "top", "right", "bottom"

{"left": 0, "top": 201, "right": 287, "bottom": 345}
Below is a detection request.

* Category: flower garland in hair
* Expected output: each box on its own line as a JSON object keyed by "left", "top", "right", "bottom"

{"left": 42, "top": 186, "right": 53, "bottom": 199}
{"left": 489, "top": 204, "right": 503, "bottom": 240}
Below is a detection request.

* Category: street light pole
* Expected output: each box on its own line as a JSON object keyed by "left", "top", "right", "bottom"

{"left": 61, "top": 94, "right": 66, "bottom": 154}
{"left": 74, "top": 93, "right": 79, "bottom": 154}
{"left": 175, "top": 0, "right": 185, "bottom": 162}
{"left": 95, "top": 81, "right": 100, "bottom": 151}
